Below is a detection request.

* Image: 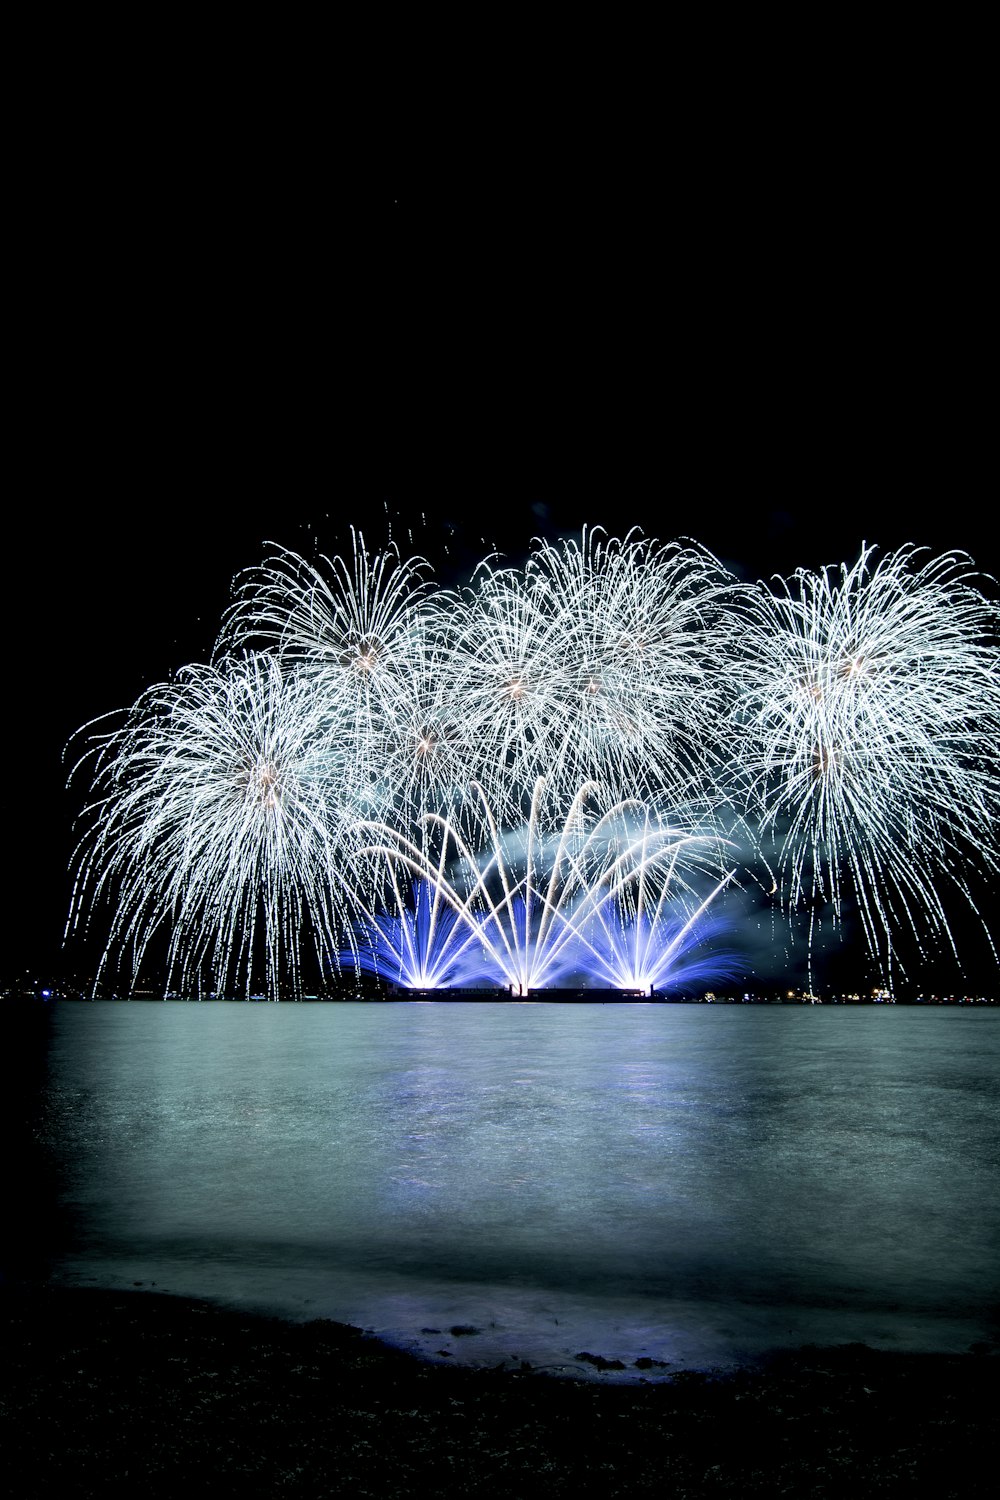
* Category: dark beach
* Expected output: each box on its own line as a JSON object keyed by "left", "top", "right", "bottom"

{"left": 2, "top": 1282, "right": 997, "bottom": 1497}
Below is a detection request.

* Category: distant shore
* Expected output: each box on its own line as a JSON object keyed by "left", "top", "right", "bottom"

{"left": 5, "top": 987, "right": 999, "bottom": 1005}
{"left": 2, "top": 1281, "right": 997, "bottom": 1496}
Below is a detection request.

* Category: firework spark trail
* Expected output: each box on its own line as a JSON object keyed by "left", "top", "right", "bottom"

{"left": 579, "top": 852, "right": 740, "bottom": 993}
{"left": 582, "top": 906, "right": 742, "bottom": 993}
{"left": 66, "top": 654, "right": 372, "bottom": 999}
{"left": 729, "top": 543, "right": 1000, "bottom": 983}
{"left": 346, "top": 879, "right": 488, "bottom": 991}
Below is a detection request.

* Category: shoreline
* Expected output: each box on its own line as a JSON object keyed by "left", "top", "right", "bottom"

{"left": 7, "top": 991, "right": 999, "bottom": 1005}
{"left": 3, "top": 1281, "right": 997, "bottom": 1495}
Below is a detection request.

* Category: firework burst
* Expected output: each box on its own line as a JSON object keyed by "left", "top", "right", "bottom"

{"left": 440, "top": 527, "right": 739, "bottom": 812}
{"left": 729, "top": 543, "right": 1000, "bottom": 981}
{"left": 66, "top": 654, "right": 368, "bottom": 998}
{"left": 217, "top": 529, "right": 434, "bottom": 680}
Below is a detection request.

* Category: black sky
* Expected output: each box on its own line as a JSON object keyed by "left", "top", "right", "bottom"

{"left": 11, "top": 93, "right": 996, "bottom": 992}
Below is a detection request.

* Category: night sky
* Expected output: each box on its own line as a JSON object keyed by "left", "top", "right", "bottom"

{"left": 12, "top": 145, "right": 996, "bottom": 993}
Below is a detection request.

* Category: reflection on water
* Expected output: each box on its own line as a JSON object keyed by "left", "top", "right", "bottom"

{"left": 18, "top": 1001, "right": 1000, "bottom": 1375}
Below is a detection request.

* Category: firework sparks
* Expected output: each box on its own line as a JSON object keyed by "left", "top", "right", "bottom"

{"left": 348, "top": 779, "right": 737, "bottom": 994}
{"left": 440, "top": 527, "right": 740, "bottom": 812}
{"left": 65, "top": 529, "right": 1000, "bottom": 996}
{"left": 217, "top": 529, "right": 433, "bottom": 677}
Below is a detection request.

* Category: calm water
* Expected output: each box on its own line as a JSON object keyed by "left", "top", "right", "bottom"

{"left": 17, "top": 1001, "right": 1000, "bottom": 1378}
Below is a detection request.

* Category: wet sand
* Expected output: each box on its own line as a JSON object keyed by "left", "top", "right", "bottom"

{"left": 2, "top": 1281, "right": 997, "bottom": 1496}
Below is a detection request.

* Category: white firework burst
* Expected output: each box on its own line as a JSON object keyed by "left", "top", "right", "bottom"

{"left": 217, "top": 529, "right": 433, "bottom": 674}
{"left": 216, "top": 530, "right": 436, "bottom": 786}
{"left": 440, "top": 526, "right": 738, "bottom": 812}
{"left": 217, "top": 529, "right": 467, "bottom": 822}
{"left": 66, "top": 653, "right": 368, "bottom": 999}
{"left": 729, "top": 542, "right": 1000, "bottom": 980}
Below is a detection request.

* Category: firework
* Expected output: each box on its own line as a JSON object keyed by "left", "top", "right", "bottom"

{"left": 215, "top": 532, "right": 489, "bottom": 828}
{"left": 217, "top": 529, "right": 433, "bottom": 679}
{"left": 728, "top": 543, "right": 1000, "bottom": 982}
{"left": 577, "top": 868, "right": 741, "bottom": 993}
{"left": 345, "top": 877, "right": 499, "bottom": 991}
{"left": 66, "top": 654, "right": 371, "bottom": 999}
{"left": 580, "top": 904, "right": 742, "bottom": 994}
{"left": 347, "top": 778, "right": 737, "bottom": 994}
{"left": 65, "top": 528, "right": 1000, "bottom": 996}
{"left": 440, "top": 527, "right": 740, "bottom": 812}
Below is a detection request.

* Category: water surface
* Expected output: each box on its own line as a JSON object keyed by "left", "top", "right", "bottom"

{"left": 23, "top": 1001, "right": 1000, "bottom": 1377}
